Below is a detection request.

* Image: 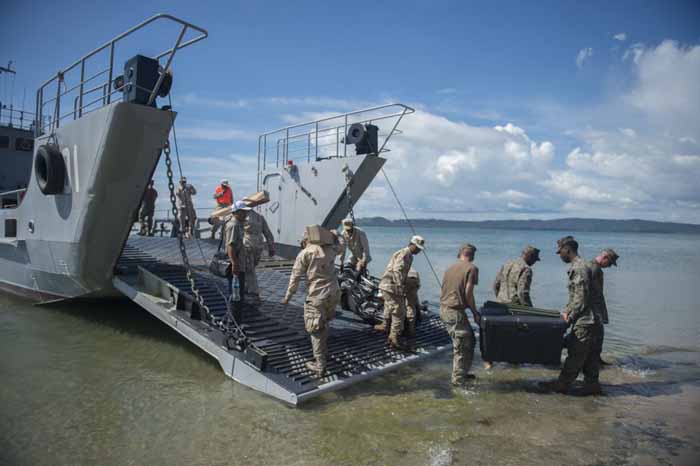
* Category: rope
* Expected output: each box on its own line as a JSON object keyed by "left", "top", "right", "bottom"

{"left": 167, "top": 94, "right": 184, "bottom": 178}
{"left": 380, "top": 167, "right": 442, "bottom": 289}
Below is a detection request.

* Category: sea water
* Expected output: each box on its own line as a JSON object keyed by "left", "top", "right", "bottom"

{"left": 1, "top": 227, "right": 699, "bottom": 466}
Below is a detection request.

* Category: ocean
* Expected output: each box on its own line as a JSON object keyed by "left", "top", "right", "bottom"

{"left": 1, "top": 226, "right": 699, "bottom": 466}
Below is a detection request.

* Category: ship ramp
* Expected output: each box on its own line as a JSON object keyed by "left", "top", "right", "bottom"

{"left": 113, "top": 236, "right": 452, "bottom": 405}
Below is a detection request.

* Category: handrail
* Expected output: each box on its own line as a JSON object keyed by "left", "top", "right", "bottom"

{"left": 257, "top": 103, "right": 415, "bottom": 179}
{"left": 0, "top": 188, "right": 27, "bottom": 197}
{"left": 35, "top": 13, "right": 208, "bottom": 136}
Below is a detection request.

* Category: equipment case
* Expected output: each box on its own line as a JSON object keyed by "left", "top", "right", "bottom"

{"left": 479, "top": 305, "right": 567, "bottom": 365}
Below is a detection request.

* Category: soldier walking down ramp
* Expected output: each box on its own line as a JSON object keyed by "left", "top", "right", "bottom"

{"left": 590, "top": 248, "right": 619, "bottom": 365}
{"left": 138, "top": 180, "right": 158, "bottom": 236}
{"left": 339, "top": 218, "right": 371, "bottom": 278}
{"left": 225, "top": 201, "right": 251, "bottom": 298}
{"left": 176, "top": 176, "right": 197, "bottom": 239}
{"left": 241, "top": 192, "right": 275, "bottom": 300}
{"left": 540, "top": 236, "right": 604, "bottom": 395}
{"left": 211, "top": 179, "right": 233, "bottom": 239}
{"left": 282, "top": 225, "right": 344, "bottom": 377}
{"left": 440, "top": 244, "right": 481, "bottom": 386}
{"left": 375, "top": 236, "right": 424, "bottom": 350}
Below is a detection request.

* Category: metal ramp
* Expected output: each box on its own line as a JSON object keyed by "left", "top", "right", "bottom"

{"left": 113, "top": 236, "right": 452, "bottom": 405}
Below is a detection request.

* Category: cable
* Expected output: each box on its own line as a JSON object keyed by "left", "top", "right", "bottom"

{"left": 167, "top": 93, "right": 184, "bottom": 178}
{"left": 380, "top": 167, "right": 442, "bottom": 289}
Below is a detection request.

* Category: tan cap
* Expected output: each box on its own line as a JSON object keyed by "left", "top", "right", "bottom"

{"left": 342, "top": 218, "right": 354, "bottom": 230}
{"left": 410, "top": 235, "right": 425, "bottom": 250}
{"left": 602, "top": 248, "right": 619, "bottom": 266}
{"left": 522, "top": 245, "right": 541, "bottom": 261}
{"left": 556, "top": 235, "right": 578, "bottom": 253}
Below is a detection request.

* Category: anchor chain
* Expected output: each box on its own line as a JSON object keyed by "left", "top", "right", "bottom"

{"left": 343, "top": 165, "right": 356, "bottom": 223}
{"left": 163, "top": 140, "right": 215, "bottom": 324}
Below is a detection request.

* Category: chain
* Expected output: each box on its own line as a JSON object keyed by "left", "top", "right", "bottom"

{"left": 343, "top": 165, "right": 355, "bottom": 223}
{"left": 163, "top": 140, "right": 217, "bottom": 325}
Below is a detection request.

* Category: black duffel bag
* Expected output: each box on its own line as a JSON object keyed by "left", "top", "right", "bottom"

{"left": 209, "top": 251, "right": 232, "bottom": 278}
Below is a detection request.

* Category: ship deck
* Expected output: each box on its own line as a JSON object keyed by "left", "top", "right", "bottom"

{"left": 113, "top": 236, "right": 452, "bottom": 405}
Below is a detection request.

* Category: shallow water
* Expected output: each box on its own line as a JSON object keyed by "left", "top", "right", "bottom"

{"left": 1, "top": 227, "right": 699, "bottom": 466}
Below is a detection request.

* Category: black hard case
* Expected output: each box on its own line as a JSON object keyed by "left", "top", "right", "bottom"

{"left": 479, "top": 306, "right": 567, "bottom": 365}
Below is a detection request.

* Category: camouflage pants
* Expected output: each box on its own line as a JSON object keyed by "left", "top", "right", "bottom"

{"left": 304, "top": 292, "right": 340, "bottom": 370}
{"left": 382, "top": 291, "right": 406, "bottom": 341}
{"left": 139, "top": 207, "right": 154, "bottom": 235}
{"left": 178, "top": 207, "right": 196, "bottom": 236}
{"left": 440, "top": 306, "right": 475, "bottom": 384}
{"left": 243, "top": 246, "right": 262, "bottom": 295}
{"left": 559, "top": 323, "right": 603, "bottom": 385}
{"left": 405, "top": 286, "right": 419, "bottom": 333}
{"left": 210, "top": 216, "right": 226, "bottom": 239}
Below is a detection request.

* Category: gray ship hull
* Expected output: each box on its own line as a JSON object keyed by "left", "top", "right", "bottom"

{"left": 0, "top": 102, "right": 174, "bottom": 302}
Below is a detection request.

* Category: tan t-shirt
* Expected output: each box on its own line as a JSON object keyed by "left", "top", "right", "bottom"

{"left": 440, "top": 260, "right": 479, "bottom": 310}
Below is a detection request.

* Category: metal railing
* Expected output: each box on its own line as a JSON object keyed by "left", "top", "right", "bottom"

{"left": 35, "top": 13, "right": 208, "bottom": 136}
{"left": 256, "top": 103, "right": 414, "bottom": 183}
{"left": 0, "top": 104, "right": 41, "bottom": 131}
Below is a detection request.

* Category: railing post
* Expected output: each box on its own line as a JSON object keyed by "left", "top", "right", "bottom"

{"left": 55, "top": 72, "right": 62, "bottom": 130}
{"left": 315, "top": 121, "right": 319, "bottom": 161}
{"left": 78, "top": 60, "right": 85, "bottom": 117}
{"left": 307, "top": 133, "right": 311, "bottom": 163}
{"left": 343, "top": 114, "right": 348, "bottom": 157}
{"left": 107, "top": 42, "right": 115, "bottom": 104}
{"left": 285, "top": 128, "right": 289, "bottom": 165}
{"left": 147, "top": 26, "right": 187, "bottom": 106}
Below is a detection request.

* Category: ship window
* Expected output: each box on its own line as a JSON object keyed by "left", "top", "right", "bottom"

{"left": 15, "top": 137, "right": 34, "bottom": 152}
{"left": 5, "top": 219, "right": 17, "bottom": 238}
{"left": 0, "top": 136, "right": 9, "bottom": 149}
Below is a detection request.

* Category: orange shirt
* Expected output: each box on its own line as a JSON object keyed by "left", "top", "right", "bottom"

{"left": 214, "top": 185, "right": 233, "bottom": 207}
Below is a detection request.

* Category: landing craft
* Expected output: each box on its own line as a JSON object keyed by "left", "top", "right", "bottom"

{"left": 0, "top": 14, "right": 452, "bottom": 405}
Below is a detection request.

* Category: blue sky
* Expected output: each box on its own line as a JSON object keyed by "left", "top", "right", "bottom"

{"left": 2, "top": 0, "right": 699, "bottom": 222}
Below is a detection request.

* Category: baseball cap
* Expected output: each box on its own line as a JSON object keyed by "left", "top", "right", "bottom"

{"left": 231, "top": 200, "right": 251, "bottom": 213}
{"left": 603, "top": 248, "right": 619, "bottom": 266}
{"left": 556, "top": 236, "right": 578, "bottom": 253}
{"left": 523, "top": 245, "right": 541, "bottom": 261}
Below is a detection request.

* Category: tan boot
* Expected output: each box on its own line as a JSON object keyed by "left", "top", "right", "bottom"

{"left": 305, "top": 361, "right": 325, "bottom": 377}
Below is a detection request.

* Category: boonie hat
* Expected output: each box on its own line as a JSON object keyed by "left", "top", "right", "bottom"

{"left": 410, "top": 235, "right": 425, "bottom": 250}
{"left": 556, "top": 235, "right": 578, "bottom": 253}
{"left": 523, "top": 245, "right": 541, "bottom": 261}
{"left": 602, "top": 248, "right": 619, "bottom": 266}
{"left": 231, "top": 200, "right": 251, "bottom": 213}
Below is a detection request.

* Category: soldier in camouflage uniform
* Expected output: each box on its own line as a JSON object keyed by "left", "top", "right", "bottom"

{"left": 404, "top": 268, "right": 421, "bottom": 337}
{"left": 241, "top": 208, "right": 275, "bottom": 299}
{"left": 590, "top": 248, "right": 619, "bottom": 365}
{"left": 282, "top": 226, "right": 344, "bottom": 377}
{"left": 339, "top": 218, "right": 371, "bottom": 278}
{"left": 440, "top": 244, "right": 480, "bottom": 386}
{"left": 493, "top": 246, "right": 540, "bottom": 307}
{"left": 225, "top": 201, "right": 251, "bottom": 298}
{"left": 138, "top": 180, "right": 158, "bottom": 236}
{"left": 374, "top": 236, "right": 425, "bottom": 350}
{"left": 176, "top": 177, "right": 197, "bottom": 239}
{"left": 540, "top": 236, "right": 604, "bottom": 395}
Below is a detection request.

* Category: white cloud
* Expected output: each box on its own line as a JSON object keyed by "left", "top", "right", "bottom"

{"left": 623, "top": 42, "right": 645, "bottom": 64}
{"left": 614, "top": 32, "right": 627, "bottom": 42}
{"left": 619, "top": 128, "right": 637, "bottom": 137}
{"left": 436, "top": 88, "right": 457, "bottom": 95}
{"left": 576, "top": 47, "right": 594, "bottom": 68}
{"left": 177, "top": 125, "right": 257, "bottom": 141}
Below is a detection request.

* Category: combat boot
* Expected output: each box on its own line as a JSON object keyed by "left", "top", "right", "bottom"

{"left": 538, "top": 379, "right": 570, "bottom": 394}
{"left": 404, "top": 319, "right": 416, "bottom": 338}
{"left": 580, "top": 382, "right": 603, "bottom": 396}
{"left": 388, "top": 335, "right": 409, "bottom": 351}
{"left": 305, "top": 361, "right": 325, "bottom": 377}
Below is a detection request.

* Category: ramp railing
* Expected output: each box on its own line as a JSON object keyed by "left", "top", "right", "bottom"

{"left": 35, "top": 14, "right": 208, "bottom": 137}
{"left": 256, "top": 103, "right": 414, "bottom": 187}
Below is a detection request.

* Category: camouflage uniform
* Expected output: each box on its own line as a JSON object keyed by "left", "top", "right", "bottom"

{"left": 558, "top": 257, "right": 603, "bottom": 386}
{"left": 225, "top": 216, "right": 247, "bottom": 296}
{"left": 242, "top": 210, "right": 275, "bottom": 295}
{"left": 404, "top": 268, "right": 421, "bottom": 335}
{"left": 284, "top": 238, "right": 343, "bottom": 373}
{"left": 589, "top": 260, "right": 609, "bottom": 359}
{"left": 340, "top": 227, "right": 371, "bottom": 271}
{"left": 378, "top": 247, "right": 414, "bottom": 343}
{"left": 493, "top": 257, "right": 533, "bottom": 306}
{"left": 176, "top": 183, "right": 197, "bottom": 238}
{"left": 138, "top": 185, "right": 157, "bottom": 236}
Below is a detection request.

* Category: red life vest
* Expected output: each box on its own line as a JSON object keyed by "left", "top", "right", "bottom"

{"left": 215, "top": 185, "right": 233, "bottom": 207}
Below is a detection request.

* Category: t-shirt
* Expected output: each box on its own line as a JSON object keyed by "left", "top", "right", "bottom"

{"left": 440, "top": 260, "right": 479, "bottom": 310}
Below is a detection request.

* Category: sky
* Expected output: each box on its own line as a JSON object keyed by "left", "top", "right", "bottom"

{"left": 1, "top": 0, "right": 699, "bottom": 222}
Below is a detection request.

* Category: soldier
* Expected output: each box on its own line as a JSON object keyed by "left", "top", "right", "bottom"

{"left": 138, "top": 180, "right": 158, "bottom": 236}
{"left": 339, "top": 218, "right": 371, "bottom": 278}
{"left": 281, "top": 225, "right": 344, "bottom": 377}
{"left": 176, "top": 176, "right": 197, "bottom": 239}
{"left": 211, "top": 179, "right": 233, "bottom": 239}
{"left": 590, "top": 248, "right": 619, "bottom": 365}
{"left": 440, "top": 244, "right": 481, "bottom": 386}
{"left": 540, "top": 236, "right": 603, "bottom": 395}
{"left": 493, "top": 246, "right": 540, "bottom": 307}
{"left": 374, "top": 236, "right": 425, "bottom": 350}
{"left": 404, "top": 268, "right": 421, "bottom": 337}
{"left": 241, "top": 206, "right": 275, "bottom": 300}
{"left": 225, "top": 201, "right": 251, "bottom": 299}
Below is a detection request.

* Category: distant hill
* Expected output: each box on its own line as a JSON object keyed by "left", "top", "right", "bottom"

{"left": 355, "top": 217, "right": 700, "bottom": 234}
